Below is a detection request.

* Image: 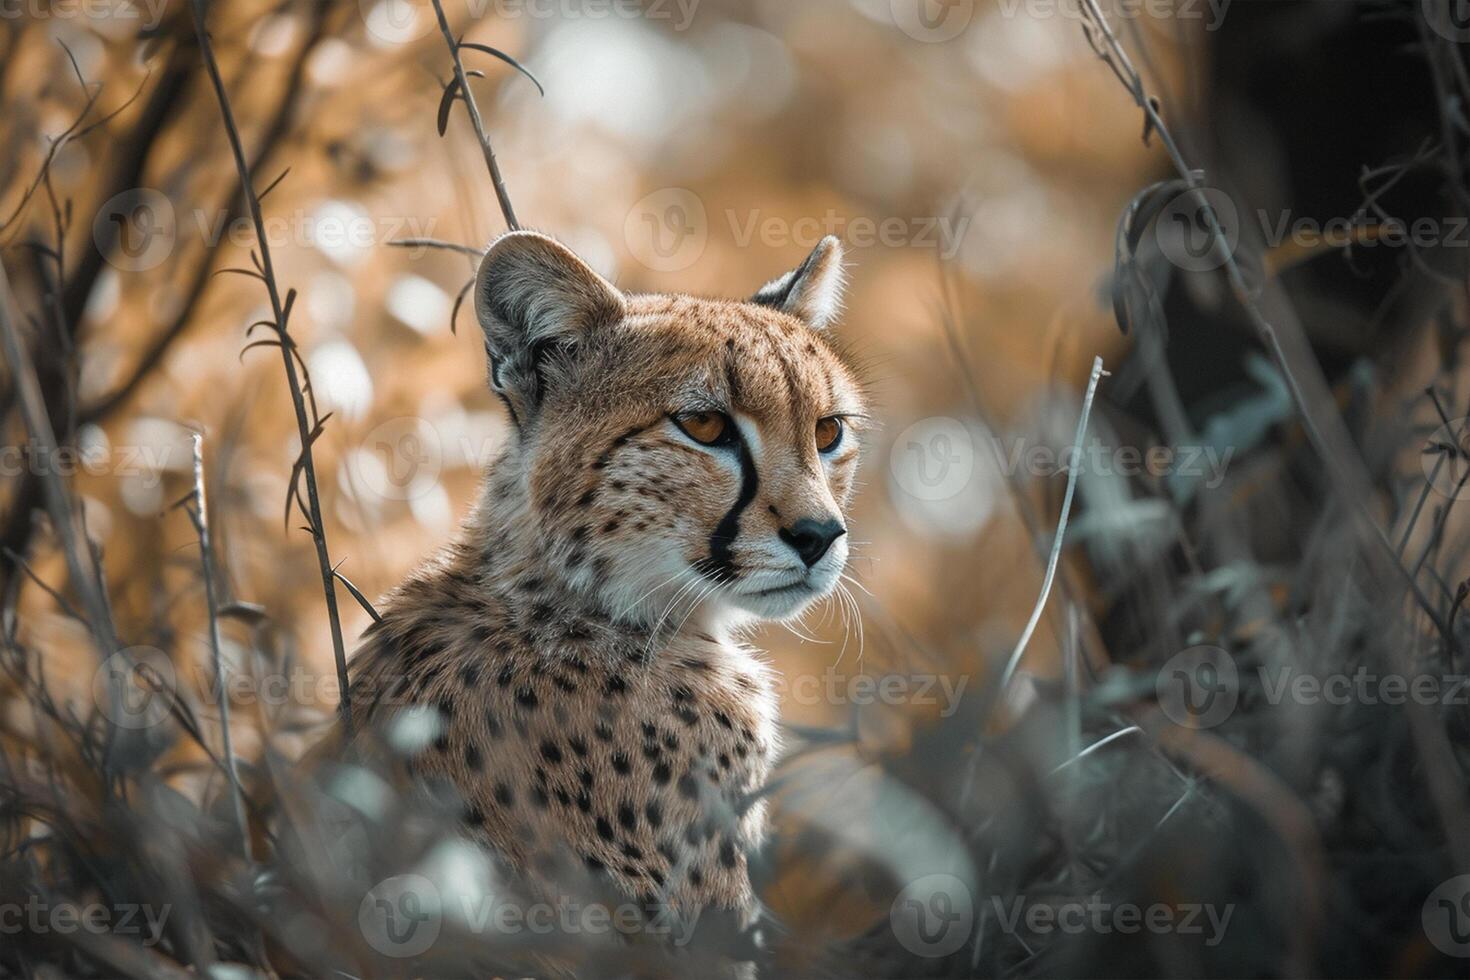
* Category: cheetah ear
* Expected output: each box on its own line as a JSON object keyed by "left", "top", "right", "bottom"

{"left": 751, "top": 235, "right": 846, "bottom": 330}
{"left": 475, "top": 230, "right": 625, "bottom": 415}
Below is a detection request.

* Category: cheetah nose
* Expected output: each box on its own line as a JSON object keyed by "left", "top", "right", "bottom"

{"left": 779, "top": 517, "right": 846, "bottom": 567}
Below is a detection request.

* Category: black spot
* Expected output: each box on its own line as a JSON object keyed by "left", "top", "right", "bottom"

{"left": 579, "top": 768, "right": 594, "bottom": 789}
{"left": 540, "top": 741, "right": 563, "bottom": 764}
{"left": 555, "top": 788, "right": 571, "bottom": 807}
{"left": 460, "top": 664, "right": 482, "bottom": 687}
{"left": 464, "top": 744, "right": 482, "bottom": 771}
{"left": 605, "top": 676, "right": 627, "bottom": 697}
{"left": 678, "top": 774, "right": 699, "bottom": 800}
{"left": 584, "top": 854, "right": 605, "bottom": 872}
{"left": 464, "top": 805, "right": 485, "bottom": 827}
{"left": 577, "top": 489, "right": 597, "bottom": 507}
{"left": 621, "top": 843, "right": 643, "bottom": 861}
{"left": 676, "top": 705, "right": 698, "bottom": 726}
{"left": 641, "top": 722, "right": 658, "bottom": 740}
{"left": 532, "top": 786, "right": 550, "bottom": 809}
{"left": 690, "top": 868, "right": 704, "bottom": 887}
{"left": 714, "top": 711, "right": 732, "bottom": 729}
{"left": 596, "top": 816, "right": 615, "bottom": 841}
{"left": 494, "top": 782, "right": 513, "bottom": 807}
{"left": 619, "top": 803, "right": 637, "bottom": 830}
{"left": 646, "top": 801, "right": 663, "bottom": 829}
{"left": 612, "top": 751, "right": 631, "bottom": 775}
{"left": 596, "top": 721, "right": 615, "bottom": 742}
{"left": 485, "top": 710, "right": 503, "bottom": 738}
{"left": 516, "top": 687, "right": 539, "bottom": 710}
{"left": 577, "top": 791, "right": 592, "bottom": 813}
{"left": 497, "top": 665, "right": 515, "bottom": 687}
{"left": 552, "top": 674, "right": 578, "bottom": 693}
{"left": 719, "top": 840, "right": 737, "bottom": 868}
{"left": 672, "top": 685, "right": 693, "bottom": 702}
{"left": 663, "top": 733, "right": 679, "bottom": 751}
{"left": 569, "top": 735, "right": 589, "bottom": 757}
{"left": 719, "top": 754, "right": 731, "bottom": 770}
{"left": 653, "top": 762, "right": 672, "bottom": 785}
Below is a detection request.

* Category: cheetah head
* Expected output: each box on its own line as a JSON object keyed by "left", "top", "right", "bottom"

{"left": 474, "top": 230, "right": 866, "bottom": 628}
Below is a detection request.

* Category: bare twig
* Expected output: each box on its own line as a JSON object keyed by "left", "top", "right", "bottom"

{"left": 181, "top": 432, "right": 249, "bottom": 859}
{"left": 430, "top": 0, "right": 521, "bottom": 230}
{"left": 0, "top": 257, "right": 116, "bottom": 658}
{"left": 189, "top": 0, "right": 353, "bottom": 736}
{"left": 999, "top": 356, "right": 1108, "bottom": 692}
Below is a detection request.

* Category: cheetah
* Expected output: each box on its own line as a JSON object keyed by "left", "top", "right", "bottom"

{"left": 346, "top": 230, "right": 865, "bottom": 966}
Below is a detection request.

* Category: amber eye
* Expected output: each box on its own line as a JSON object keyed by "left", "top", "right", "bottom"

{"left": 675, "top": 411, "right": 732, "bottom": 446}
{"left": 815, "top": 416, "right": 844, "bottom": 453}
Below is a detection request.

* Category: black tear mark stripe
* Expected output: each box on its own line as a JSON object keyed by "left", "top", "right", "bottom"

{"left": 705, "top": 434, "right": 758, "bottom": 582}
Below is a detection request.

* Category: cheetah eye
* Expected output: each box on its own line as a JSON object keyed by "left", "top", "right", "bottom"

{"left": 815, "top": 416, "right": 844, "bottom": 453}
{"left": 674, "top": 411, "right": 733, "bottom": 447}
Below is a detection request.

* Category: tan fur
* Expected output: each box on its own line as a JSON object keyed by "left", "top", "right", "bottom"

{"left": 346, "top": 233, "right": 865, "bottom": 944}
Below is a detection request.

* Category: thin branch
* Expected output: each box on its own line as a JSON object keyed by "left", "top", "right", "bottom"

{"left": 0, "top": 257, "right": 117, "bottom": 659}
{"left": 430, "top": 0, "right": 520, "bottom": 230}
{"left": 189, "top": 0, "right": 353, "bottom": 736}
{"left": 182, "top": 432, "right": 249, "bottom": 860}
{"left": 999, "top": 356, "right": 1107, "bottom": 692}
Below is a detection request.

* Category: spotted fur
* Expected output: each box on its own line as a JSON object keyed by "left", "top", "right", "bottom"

{"left": 347, "top": 231, "right": 865, "bottom": 940}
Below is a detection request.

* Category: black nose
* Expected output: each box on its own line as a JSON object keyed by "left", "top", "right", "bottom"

{"left": 779, "top": 517, "right": 846, "bottom": 567}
